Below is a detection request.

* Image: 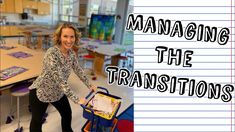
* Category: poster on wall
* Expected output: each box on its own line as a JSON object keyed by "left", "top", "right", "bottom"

{"left": 89, "top": 14, "right": 115, "bottom": 42}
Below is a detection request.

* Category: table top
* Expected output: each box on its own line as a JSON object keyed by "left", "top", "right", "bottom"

{"left": 0, "top": 44, "right": 44, "bottom": 89}
{"left": 80, "top": 38, "right": 133, "bottom": 56}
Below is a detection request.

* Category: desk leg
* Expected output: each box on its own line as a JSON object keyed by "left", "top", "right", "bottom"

{"left": 24, "top": 33, "right": 31, "bottom": 48}
{"left": 111, "top": 55, "right": 120, "bottom": 66}
{"left": 93, "top": 53, "right": 105, "bottom": 75}
{"left": 91, "top": 54, "right": 121, "bottom": 76}
{"left": 37, "top": 35, "right": 42, "bottom": 49}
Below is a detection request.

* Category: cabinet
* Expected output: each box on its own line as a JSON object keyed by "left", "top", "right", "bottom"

{"left": 0, "top": 26, "right": 11, "bottom": 36}
{"left": 0, "top": 2, "right": 6, "bottom": 12}
{"left": 1, "top": 0, "right": 49, "bottom": 15}
{"left": 9, "top": 26, "right": 22, "bottom": 36}
{"left": 23, "top": 0, "right": 37, "bottom": 9}
{"left": 5, "top": 0, "right": 15, "bottom": 13}
{"left": 0, "top": 26, "right": 22, "bottom": 36}
{"left": 0, "top": 0, "right": 22, "bottom": 13}
{"left": 37, "top": 2, "right": 50, "bottom": 15}
{"left": 15, "top": 0, "right": 23, "bottom": 13}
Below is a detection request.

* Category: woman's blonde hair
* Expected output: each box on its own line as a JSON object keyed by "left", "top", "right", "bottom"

{"left": 53, "top": 23, "right": 81, "bottom": 46}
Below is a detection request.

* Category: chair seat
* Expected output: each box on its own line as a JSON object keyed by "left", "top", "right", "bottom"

{"left": 118, "top": 56, "right": 128, "bottom": 60}
{"left": 11, "top": 83, "right": 30, "bottom": 97}
{"left": 83, "top": 54, "right": 95, "bottom": 59}
{"left": 11, "top": 90, "right": 29, "bottom": 97}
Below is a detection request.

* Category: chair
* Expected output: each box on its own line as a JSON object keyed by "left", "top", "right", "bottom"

{"left": 42, "top": 35, "right": 53, "bottom": 50}
{"left": 127, "top": 51, "right": 134, "bottom": 72}
{"left": 73, "top": 47, "right": 97, "bottom": 80}
{"left": 6, "top": 82, "right": 48, "bottom": 132}
{"left": 22, "top": 31, "right": 38, "bottom": 49}
{"left": 29, "top": 32, "right": 38, "bottom": 49}
{"left": 81, "top": 54, "right": 97, "bottom": 80}
{"left": 10, "top": 83, "right": 31, "bottom": 132}
{"left": 17, "top": 30, "right": 24, "bottom": 45}
{"left": 117, "top": 51, "right": 134, "bottom": 72}
{"left": 18, "top": 35, "right": 23, "bottom": 45}
{"left": 117, "top": 55, "right": 128, "bottom": 68}
{"left": 0, "top": 35, "right": 6, "bottom": 44}
{"left": 21, "top": 31, "right": 31, "bottom": 47}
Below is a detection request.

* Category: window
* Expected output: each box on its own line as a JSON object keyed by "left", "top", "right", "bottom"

{"left": 60, "top": 0, "right": 118, "bottom": 23}
{"left": 60, "top": 0, "right": 79, "bottom": 22}
{"left": 123, "top": 0, "right": 134, "bottom": 45}
{"left": 88, "top": 0, "right": 117, "bottom": 17}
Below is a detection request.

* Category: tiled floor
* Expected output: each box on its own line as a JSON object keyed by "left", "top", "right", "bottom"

{"left": 0, "top": 37, "right": 133, "bottom": 132}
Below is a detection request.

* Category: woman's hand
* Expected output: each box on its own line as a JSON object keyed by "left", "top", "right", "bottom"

{"left": 90, "top": 85, "right": 97, "bottom": 92}
{"left": 78, "top": 97, "right": 87, "bottom": 105}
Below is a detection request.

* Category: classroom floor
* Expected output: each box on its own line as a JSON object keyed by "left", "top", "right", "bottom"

{"left": 0, "top": 37, "right": 133, "bottom": 132}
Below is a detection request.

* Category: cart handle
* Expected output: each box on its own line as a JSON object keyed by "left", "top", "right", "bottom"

{"left": 85, "top": 86, "right": 109, "bottom": 99}
{"left": 80, "top": 104, "right": 94, "bottom": 113}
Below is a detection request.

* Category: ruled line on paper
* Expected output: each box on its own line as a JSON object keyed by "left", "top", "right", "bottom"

{"left": 134, "top": 86, "right": 235, "bottom": 91}
{"left": 134, "top": 103, "right": 235, "bottom": 105}
{"left": 134, "top": 34, "right": 235, "bottom": 35}
{"left": 134, "top": 47, "right": 235, "bottom": 49}
{"left": 134, "top": 124, "right": 234, "bottom": 126}
{"left": 134, "top": 41, "right": 235, "bottom": 42}
{"left": 134, "top": 55, "right": 235, "bottom": 56}
{"left": 134, "top": 117, "right": 234, "bottom": 119}
{"left": 134, "top": 13, "right": 235, "bottom": 14}
{"left": 134, "top": 6, "right": 235, "bottom": 7}
{"left": 230, "top": 0, "right": 234, "bottom": 130}
{"left": 134, "top": 68, "right": 235, "bottom": 70}
{"left": 135, "top": 62, "right": 235, "bottom": 63}
{"left": 134, "top": 131, "right": 232, "bottom": 132}
{"left": 135, "top": 110, "right": 234, "bottom": 112}
{"left": 135, "top": 131, "right": 232, "bottom": 132}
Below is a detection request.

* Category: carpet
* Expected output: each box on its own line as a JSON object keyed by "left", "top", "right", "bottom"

{"left": 115, "top": 104, "right": 134, "bottom": 132}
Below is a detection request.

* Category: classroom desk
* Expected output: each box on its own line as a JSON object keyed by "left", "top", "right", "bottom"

{"left": 19, "top": 26, "right": 54, "bottom": 49}
{"left": 80, "top": 39, "right": 133, "bottom": 75}
{"left": 0, "top": 44, "right": 44, "bottom": 91}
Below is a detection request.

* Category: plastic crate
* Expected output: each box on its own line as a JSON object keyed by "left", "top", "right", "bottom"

{"left": 81, "top": 87, "right": 121, "bottom": 131}
{"left": 82, "top": 118, "right": 118, "bottom": 132}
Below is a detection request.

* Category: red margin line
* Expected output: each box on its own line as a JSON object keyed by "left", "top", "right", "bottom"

{"left": 230, "top": 0, "right": 233, "bottom": 131}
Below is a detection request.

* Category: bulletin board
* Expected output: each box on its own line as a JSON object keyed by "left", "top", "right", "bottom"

{"left": 88, "top": 14, "right": 115, "bottom": 42}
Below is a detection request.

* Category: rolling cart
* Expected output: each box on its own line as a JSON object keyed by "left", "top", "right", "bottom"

{"left": 81, "top": 86, "right": 121, "bottom": 132}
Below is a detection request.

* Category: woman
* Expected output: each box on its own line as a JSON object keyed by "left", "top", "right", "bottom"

{"left": 29, "top": 23, "right": 96, "bottom": 132}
